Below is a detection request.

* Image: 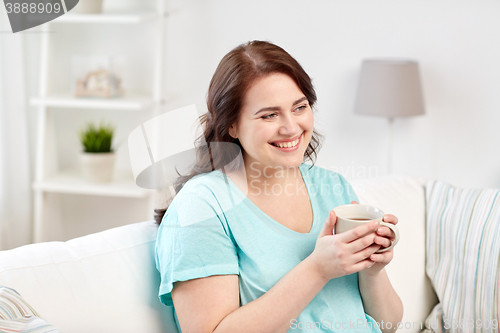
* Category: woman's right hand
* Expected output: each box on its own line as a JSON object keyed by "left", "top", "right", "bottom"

{"left": 309, "top": 210, "right": 381, "bottom": 281}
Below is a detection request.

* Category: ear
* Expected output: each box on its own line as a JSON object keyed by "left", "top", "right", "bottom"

{"left": 228, "top": 124, "right": 238, "bottom": 139}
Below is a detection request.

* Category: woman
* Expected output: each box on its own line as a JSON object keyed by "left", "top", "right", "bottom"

{"left": 155, "top": 40, "right": 403, "bottom": 333}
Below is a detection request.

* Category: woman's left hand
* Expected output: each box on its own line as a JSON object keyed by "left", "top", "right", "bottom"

{"left": 351, "top": 201, "right": 398, "bottom": 276}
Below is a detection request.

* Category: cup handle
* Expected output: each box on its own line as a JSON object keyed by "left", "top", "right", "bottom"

{"left": 375, "top": 221, "right": 400, "bottom": 253}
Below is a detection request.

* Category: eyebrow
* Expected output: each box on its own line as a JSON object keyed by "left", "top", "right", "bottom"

{"left": 254, "top": 97, "right": 308, "bottom": 116}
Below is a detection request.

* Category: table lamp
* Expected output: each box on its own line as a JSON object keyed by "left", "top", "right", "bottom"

{"left": 353, "top": 58, "right": 425, "bottom": 174}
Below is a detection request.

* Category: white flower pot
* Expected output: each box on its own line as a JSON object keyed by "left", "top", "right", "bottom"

{"left": 73, "top": 0, "right": 103, "bottom": 14}
{"left": 81, "top": 152, "right": 115, "bottom": 183}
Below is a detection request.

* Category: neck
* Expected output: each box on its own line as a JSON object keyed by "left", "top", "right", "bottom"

{"left": 243, "top": 158, "right": 302, "bottom": 195}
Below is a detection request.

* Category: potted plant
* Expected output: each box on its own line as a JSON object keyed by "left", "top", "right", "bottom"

{"left": 79, "top": 122, "right": 115, "bottom": 182}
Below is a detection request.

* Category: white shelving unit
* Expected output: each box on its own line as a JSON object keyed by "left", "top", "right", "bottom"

{"left": 33, "top": 169, "right": 150, "bottom": 198}
{"left": 32, "top": 1, "right": 168, "bottom": 243}
{"left": 31, "top": 93, "right": 155, "bottom": 110}
{"left": 54, "top": 11, "right": 159, "bottom": 24}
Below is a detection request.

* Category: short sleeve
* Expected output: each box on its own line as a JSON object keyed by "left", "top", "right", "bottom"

{"left": 155, "top": 191, "right": 239, "bottom": 307}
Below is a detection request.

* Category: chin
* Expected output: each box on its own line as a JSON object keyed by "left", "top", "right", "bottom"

{"left": 273, "top": 156, "right": 305, "bottom": 169}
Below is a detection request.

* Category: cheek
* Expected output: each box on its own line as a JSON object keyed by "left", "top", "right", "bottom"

{"left": 251, "top": 123, "right": 275, "bottom": 138}
{"left": 239, "top": 123, "right": 271, "bottom": 149}
{"left": 302, "top": 111, "right": 315, "bottom": 132}
{"left": 302, "top": 112, "right": 315, "bottom": 144}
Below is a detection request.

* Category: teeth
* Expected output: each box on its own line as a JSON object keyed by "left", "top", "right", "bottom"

{"left": 274, "top": 138, "right": 299, "bottom": 148}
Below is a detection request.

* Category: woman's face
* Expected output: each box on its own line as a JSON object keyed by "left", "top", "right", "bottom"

{"left": 229, "top": 73, "right": 314, "bottom": 172}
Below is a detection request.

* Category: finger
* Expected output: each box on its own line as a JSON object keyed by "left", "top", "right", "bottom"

{"left": 353, "top": 243, "right": 381, "bottom": 263}
{"left": 350, "top": 201, "right": 358, "bottom": 205}
{"left": 374, "top": 234, "right": 392, "bottom": 248}
{"left": 370, "top": 250, "right": 393, "bottom": 262}
{"left": 319, "top": 211, "right": 336, "bottom": 238}
{"left": 376, "top": 226, "right": 391, "bottom": 236}
{"left": 383, "top": 214, "right": 398, "bottom": 225}
{"left": 351, "top": 258, "right": 376, "bottom": 273}
{"left": 349, "top": 232, "right": 376, "bottom": 253}
{"left": 370, "top": 252, "right": 384, "bottom": 262}
{"left": 339, "top": 220, "right": 379, "bottom": 243}
{"left": 376, "top": 227, "right": 395, "bottom": 240}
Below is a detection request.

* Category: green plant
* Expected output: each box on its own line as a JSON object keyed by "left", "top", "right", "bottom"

{"left": 79, "top": 122, "right": 114, "bottom": 153}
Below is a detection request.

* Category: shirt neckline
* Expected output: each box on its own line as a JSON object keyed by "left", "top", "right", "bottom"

{"left": 221, "top": 163, "right": 319, "bottom": 237}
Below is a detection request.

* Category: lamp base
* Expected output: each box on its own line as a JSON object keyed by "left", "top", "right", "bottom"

{"left": 387, "top": 117, "right": 394, "bottom": 175}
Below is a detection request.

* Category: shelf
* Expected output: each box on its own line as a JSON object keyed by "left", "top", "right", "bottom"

{"left": 53, "top": 11, "right": 161, "bottom": 24}
{"left": 32, "top": 0, "right": 167, "bottom": 243}
{"left": 30, "top": 94, "right": 156, "bottom": 111}
{"left": 33, "top": 169, "right": 151, "bottom": 198}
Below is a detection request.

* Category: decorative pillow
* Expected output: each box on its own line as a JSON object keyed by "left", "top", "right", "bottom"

{"left": 0, "top": 286, "right": 60, "bottom": 333}
{"left": 424, "top": 181, "right": 500, "bottom": 332}
{"left": 421, "top": 303, "right": 446, "bottom": 333}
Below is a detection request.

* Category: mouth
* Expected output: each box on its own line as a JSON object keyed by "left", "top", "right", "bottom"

{"left": 268, "top": 133, "right": 303, "bottom": 151}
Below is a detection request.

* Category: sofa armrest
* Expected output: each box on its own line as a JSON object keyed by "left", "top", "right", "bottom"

{"left": 0, "top": 221, "right": 178, "bottom": 333}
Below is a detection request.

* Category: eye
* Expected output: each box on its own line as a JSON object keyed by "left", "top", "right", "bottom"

{"left": 261, "top": 113, "right": 277, "bottom": 119}
{"left": 294, "top": 104, "right": 308, "bottom": 112}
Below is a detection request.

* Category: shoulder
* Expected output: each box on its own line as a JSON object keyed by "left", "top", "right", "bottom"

{"left": 171, "top": 170, "right": 230, "bottom": 205}
{"left": 180, "top": 169, "right": 227, "bottom": 194}
{"left": 162, "top": 170, "right": 238, "bottom": 225}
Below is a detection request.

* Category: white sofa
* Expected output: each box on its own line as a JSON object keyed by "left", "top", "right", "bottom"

{"left": 0, "top": 176, "right": 438, "bottom": 333}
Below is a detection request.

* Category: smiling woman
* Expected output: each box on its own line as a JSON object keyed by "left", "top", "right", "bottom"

{"left": 229, "top": 73, "right": 314, "bottom": 172}
{"left": 154, "top": 41, "right": 402, "bottom": 333}
{"left": 153, "top": 40, "right": 323, "bottom": 215}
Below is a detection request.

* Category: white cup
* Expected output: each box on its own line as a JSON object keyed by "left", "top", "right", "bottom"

{"left": 333, "top": 204, "right": 400, "bottom": 253}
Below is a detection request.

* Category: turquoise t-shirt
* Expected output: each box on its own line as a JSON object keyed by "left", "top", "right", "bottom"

{"left": 155, "top": 163, "right": 382, "bottom": 333}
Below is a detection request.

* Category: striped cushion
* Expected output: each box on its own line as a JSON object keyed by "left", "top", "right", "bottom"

{"left": 422, "top": 303, "right": 447, "bottom": 333}
{"left": 0, "top": 286, "right": 59, "bottom": 333}
{"left": 425, "top": 181, "right": 500, "bottom": 332}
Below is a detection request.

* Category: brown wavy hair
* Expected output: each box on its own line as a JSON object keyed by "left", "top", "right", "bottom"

{"left": 154, "top": 40, "right": 324, "bottom": 224}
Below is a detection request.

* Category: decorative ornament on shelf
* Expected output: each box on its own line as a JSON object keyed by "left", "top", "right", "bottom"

{"left": 75, "top": 69, "right": 123, "bottom": 98}
{"left": 72, "top": 56, "right": 125, "bottom": 99}
{"left": 79, "top": 122, "right": 115, "bottom": 183}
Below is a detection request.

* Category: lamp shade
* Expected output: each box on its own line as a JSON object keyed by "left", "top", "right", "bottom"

{"left": 353, "top": 59, "right": 425, "bottom": 118}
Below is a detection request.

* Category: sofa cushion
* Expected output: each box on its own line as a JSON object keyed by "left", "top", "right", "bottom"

{"left": 350, "top": 175, "right": 438, "bottom": 331}
{"left": 425, "top": 181, "right": 500, "bottom": 331}
{"left": 0, "top": 221, "right": 177, "bottom": 333}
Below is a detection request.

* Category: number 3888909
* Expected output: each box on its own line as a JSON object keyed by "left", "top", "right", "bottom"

{"left": 5, "top": 2, "right": 62, "bottom": 14}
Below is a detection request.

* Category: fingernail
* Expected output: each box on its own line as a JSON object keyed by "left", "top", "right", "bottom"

{"left": 373, "top": 221, "right": 379, "bottom": 228}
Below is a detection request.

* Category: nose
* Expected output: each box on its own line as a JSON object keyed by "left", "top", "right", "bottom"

{"left": 278, "top": 113, "right": 299, "bottom": 135}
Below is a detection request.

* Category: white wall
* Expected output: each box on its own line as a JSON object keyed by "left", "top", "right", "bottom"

{"left": 162, "top": 0, "right": 500, "bottom": 189}
{"left": 23, "top": 0, "right": 500, "bottom": 227}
